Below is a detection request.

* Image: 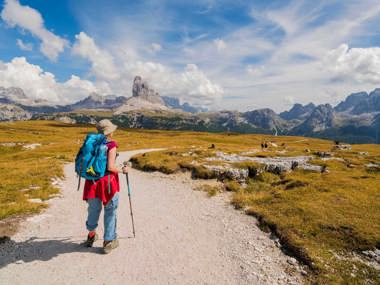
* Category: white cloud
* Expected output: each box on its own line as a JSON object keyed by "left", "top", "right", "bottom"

{"left": 16, "top": 38, "right": 33, "bottom": 51}
{"left": 6, "top": 0, "right": 380, "bottom": 111}
{"left": 72, "top": 32, "right": 120, "bottom": 81}
{"left": 147, "top": 43, "right": 162, "bottom": 54}
{"left": 0, "top": 57, "right": 107, "bottom": 103}
{"left": 72, "top": 33, "right": 223, "bottom": 106}
{"left": 213, "top": 38, "right": 226, "bottom": 51}
{"left": 324, "top": 44, "right": 380, "bottom": 84}
{"left": 1, "top": 0, "right": 67, "bottom": 61}
{"left": 284, "top": 96, "right": 295, "bottom": 106}
{"left": 180, "top": 64, "right": 223, "bottom": 105}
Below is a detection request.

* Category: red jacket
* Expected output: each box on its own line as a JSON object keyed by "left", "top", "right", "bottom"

{"left": 83, "top": 141, "right": 120, "bottom": 205}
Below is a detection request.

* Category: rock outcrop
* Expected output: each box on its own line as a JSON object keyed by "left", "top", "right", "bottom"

{"left": 132, "top": 76, "right": 164, "bottom": 105}
{"left": 0, "top": 103, "right": 31, "bottom": 121}
{"left": 0, "top": 87, "right": 28, "bottom": 104}
{"left": 205, "top": 151, "right": 323, "bottom": 173}
{"left": 114, "top": 76, "right": 168, "bottom": 113}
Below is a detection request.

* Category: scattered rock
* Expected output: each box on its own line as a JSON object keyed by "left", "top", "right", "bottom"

{"left": 0, "top": 142, "right": 16, "bottom": 147}
{"left": 314, "top": 151, "right": 332, "bottom": 158}
{"left": 28, "top": 198, "right": 43, "bottom": 204}
{"left": 268, "top": 142, "right": 278, "bottom": 147}
{"left": 28, "top": 185, "right": 41, "bottom": 190}
{"left": 56, "top": 116, "right": 76, "bottom": 124}
{"left": 287, "top": 257, "right": 298, "bottom": 266}
{"left": 22, "top": 143, "right": 41, "bottom": 150}
{"left": 332, "top": 144, "right": 352, "bottom": 151}
{"left": 291, "top": 161, "right": 298, "bottom": 170}
{"left": 203, "top": 164, "right": 249, "bottom": 182}
{"left": 359, "top": 152, "right": 369, "bottom": 156}
{"left": 362, "top": 249, "right": 380, "bottom": 263}
{"left": 366, "top": 163, "right": 380, "bottom": 172}
{"left": 240, "top": 149, "right": 260, "bottom": 155}
{"left": 321, "top": 165, "right": 329, "bottom": 173}
{"left": 206, "top": 152, "right": 323, "bottom": 173}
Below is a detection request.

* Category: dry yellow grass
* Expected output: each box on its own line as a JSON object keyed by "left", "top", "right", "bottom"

{"left": 0, "top": 120, "right": 379, "bottom": 284}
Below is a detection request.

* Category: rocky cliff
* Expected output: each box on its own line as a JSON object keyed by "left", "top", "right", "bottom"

{"left": 132, "top": 76, "right": 165, "bottom": 105}
{"left": 0, "top": 103, "right": 31, "bottom": 121}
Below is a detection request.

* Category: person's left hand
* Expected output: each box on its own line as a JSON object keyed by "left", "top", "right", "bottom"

{"left": 122, "top": 166, "right": 128, "bottom": 174}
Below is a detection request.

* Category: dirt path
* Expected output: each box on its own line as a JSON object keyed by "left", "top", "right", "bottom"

{"left": 0, "top": 149, "right": 302, "bottom": 285}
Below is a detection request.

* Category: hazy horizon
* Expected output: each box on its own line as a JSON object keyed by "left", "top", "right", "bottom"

{"left": 1, "top": 0, "right": 380, "bottom": 112}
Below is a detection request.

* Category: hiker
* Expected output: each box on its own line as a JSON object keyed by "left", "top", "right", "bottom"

{"left": 82, "top": 119, "right": 128, "bottom": 253}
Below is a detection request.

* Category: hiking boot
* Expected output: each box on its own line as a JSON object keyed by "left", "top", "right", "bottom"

{"left": 102, "top": 239, "right": 119, "bottom": 254}
{"left": 85, "top": 232, "right": 98, "bottom": 247}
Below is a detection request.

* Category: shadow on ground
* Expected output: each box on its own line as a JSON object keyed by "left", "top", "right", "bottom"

{"left": 0, "top": 236, "right": 102, "bottom": 268}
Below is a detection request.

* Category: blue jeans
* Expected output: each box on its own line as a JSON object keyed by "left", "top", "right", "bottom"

{"left": 86, "top": 193, "right": 119, "bottom": 241}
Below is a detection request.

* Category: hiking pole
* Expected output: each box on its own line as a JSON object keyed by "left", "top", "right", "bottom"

{"left": 123, "top": 161, "right": 136, "bottom": 238}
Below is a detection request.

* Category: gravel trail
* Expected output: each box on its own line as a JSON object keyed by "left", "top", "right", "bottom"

{"left": 0, "top": 149, "right": 302, "bottom": 285}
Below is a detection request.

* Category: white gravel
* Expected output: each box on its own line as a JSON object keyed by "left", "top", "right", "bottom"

{"left": 0, "top": 149, "right": 303, "bottom": 285}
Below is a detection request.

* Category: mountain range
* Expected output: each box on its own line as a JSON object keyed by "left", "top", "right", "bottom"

{"left": 0, "top": 76, "right": 379, "bottom": 144}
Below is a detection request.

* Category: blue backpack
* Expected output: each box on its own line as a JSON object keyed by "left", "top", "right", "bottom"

{"left": 75, "top": 133, "right": 108, "bottom": 183}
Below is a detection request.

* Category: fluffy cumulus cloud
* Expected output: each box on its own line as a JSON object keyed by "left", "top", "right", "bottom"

{"left": 0, "top": 57, "right": 106, "bottom": 103}
{"left": 179, "top": 64, "right": 223, "bottom": 105}
{"left": 71, "top": 33, "right": 223, "bottom": 106}
{"left": 1, "top": 0, "right": 67, "bottom": 61}
{"left": 16, "top": 39, "right": 33, "bottom": 51}
{"left": 324, "top": 44, "right": 380, "bottom": 84}
{"left": 72, "top": 32, "right": 120, "bottom": 81}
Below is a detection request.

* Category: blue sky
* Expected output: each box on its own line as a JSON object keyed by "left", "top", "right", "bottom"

{"left": 1, "top": 0, "right": 380, "bottom": 111}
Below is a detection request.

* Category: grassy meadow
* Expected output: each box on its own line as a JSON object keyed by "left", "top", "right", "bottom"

{"left": 0, "top": 120, "right": 379, "bottom": 284}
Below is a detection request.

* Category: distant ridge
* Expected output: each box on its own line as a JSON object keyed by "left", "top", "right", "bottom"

{"left": 1, "top": 79, "right": 380, "bottom": 143}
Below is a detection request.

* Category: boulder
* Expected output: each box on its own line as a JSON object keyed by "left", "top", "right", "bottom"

{"left": 203, "top": 165, "right": 249, "bottom": 182}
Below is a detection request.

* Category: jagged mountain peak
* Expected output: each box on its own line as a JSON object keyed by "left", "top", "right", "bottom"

{"left": 280, "top": 103, "right": 316, "bottom": 120}
{"left": 243, "top": 108, "right": 286, "bottom": 130}
{"left": 334, "top": 91, "right": 368, "bottom": 113}
{"left": 132, "top": 75, "right": 164, "bottom": 105}
{"left": 292, "top": 103, "right": 335, "bottom": 133}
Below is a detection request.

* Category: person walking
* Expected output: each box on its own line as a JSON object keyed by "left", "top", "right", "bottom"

{"left": 82, "top": 119, "right": 127, "bottom": 254}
